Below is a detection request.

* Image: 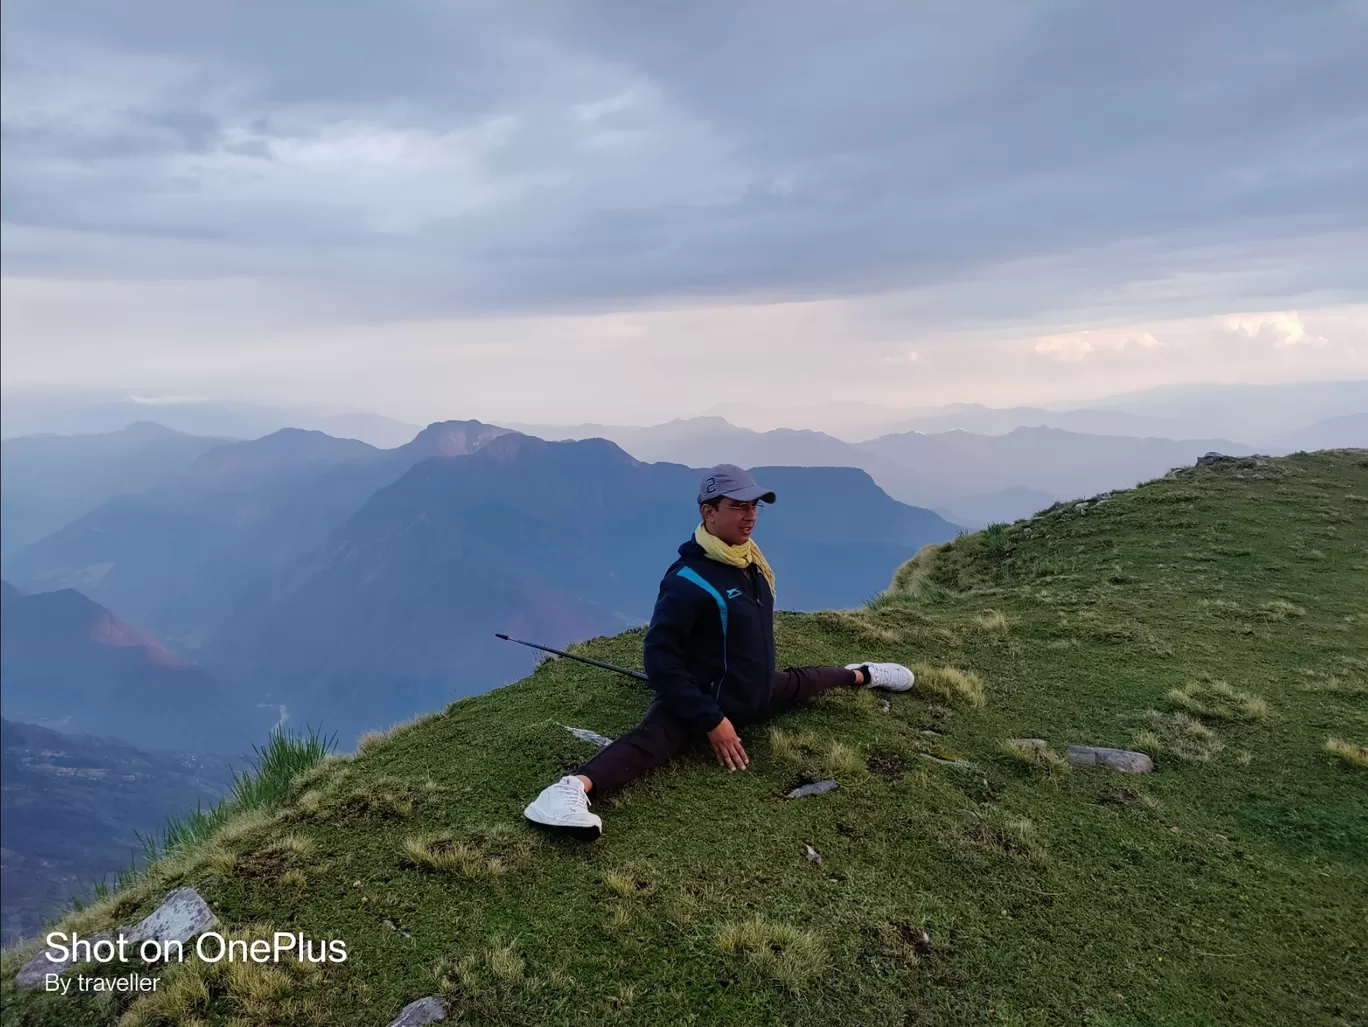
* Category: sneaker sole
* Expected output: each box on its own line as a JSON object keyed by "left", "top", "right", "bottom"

{"left": 866, "top": 679, "right": 916, "bottom": 693}
{"left": 523, "top": 806, "right": 603, "bottom": 840}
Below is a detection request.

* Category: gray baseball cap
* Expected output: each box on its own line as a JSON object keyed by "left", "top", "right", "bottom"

{"left": 697, "top": 464, "right": 776, "bottom": 505}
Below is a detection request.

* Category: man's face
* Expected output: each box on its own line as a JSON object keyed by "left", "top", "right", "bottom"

{"left": 703, "top": 497, "right": 760, "bottom": 546}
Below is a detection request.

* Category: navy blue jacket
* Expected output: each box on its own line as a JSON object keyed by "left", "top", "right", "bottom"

{"left": 642, "top": 537, "right": 776, "bottom": 732}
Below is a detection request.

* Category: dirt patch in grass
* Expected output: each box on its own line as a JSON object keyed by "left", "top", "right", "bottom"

{"left": 235, "top": 834, "right": 312, "bottom": 879}
{"left": 865, "top": 750, "right": 909, "bottom": 778}
{"left": 867, "top": 920, "right": 935, "bottom": 969}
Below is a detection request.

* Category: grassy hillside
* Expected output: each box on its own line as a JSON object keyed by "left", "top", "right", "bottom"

{"left": 4, "top": 451, "right": 1366, "bottom": 1026}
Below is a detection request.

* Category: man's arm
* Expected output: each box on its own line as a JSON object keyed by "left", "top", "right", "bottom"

{"left": 642, "top": 580, "right": 725, "bottom": 733}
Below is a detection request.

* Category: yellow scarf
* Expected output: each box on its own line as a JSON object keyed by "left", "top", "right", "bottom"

{"left": 694, "top": 523, "right": 776, "bottom": 602}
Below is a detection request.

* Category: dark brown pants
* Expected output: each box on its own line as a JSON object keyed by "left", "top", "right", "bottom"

{"left": 578, "top": 665, "right": 859, "bottom": 795}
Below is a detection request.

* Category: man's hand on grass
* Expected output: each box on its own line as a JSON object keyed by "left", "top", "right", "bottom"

{"left": 707, "top": 718, "right": 749, "bottom": 771}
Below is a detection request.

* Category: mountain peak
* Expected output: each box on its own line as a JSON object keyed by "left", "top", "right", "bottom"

{"left": 398, "top": 420, "right": 513, "bottom": 460}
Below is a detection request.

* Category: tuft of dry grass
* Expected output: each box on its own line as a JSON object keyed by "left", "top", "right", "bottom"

{"left": 1095, "top": 785, "right": 1161, "bottom": 812}
{"left": 355, "top": 710, "right": 442, "bottom": 757}
{"left": 604, "top": 905, "right": 634, "bottom": 934}
{"left": 1166, "top": 678, "right": 1270, "bottom": 721}
{"left": 811, "top": 608, "right": 903, "bottom": 645}
{"left": 1298, "top": 671, "right": 1368, "bottom": 696}
{"left": 961, "top": 806, "right": 1048, "bottom": 867}
{"left": 1133, "top": 711, "right": 1224, "bottom": 763}
{"left": 299, "top": 774, "right": 442, "bottom": 823}
{"left": 1262, "top": 599, "right": 1307, "bottom": 620}
{"left": 1324, "top": 737, "right": 1368, "bottom": 769}
{"left": 433, "top": 935, "right": 543, "bottom": 1017}
{"left": 235, "top": 833, "right": 314, "bottom": 878}
{"left": 118, "top": 923, "right": 321, "bottom": 1027}
{"left": 769, "top": 728, "right": 866, "bottom": 778}
{"left": 823, "top": 739, "right": 866, "bottom": 776}
{"left": 999, "top": 739, "right": 1070, "bottom": 780}
{"left": 486, "top": 939, "right": 526, "bottom": 984}
{"left": 715, "top": 916, "right": 827, "bottom": 993}
{"left": 887, "top": 542, "right": 948, "bottom": 599}
{"left": 972, "top": 610, "right": 1011, "bottom": 635}
{"left": 402, "top": 824, "right": 537, "bottom": 878}
{"left": 913, "top": 664, "right": 987, "bottom": 709}
{"left": 603, "top": 870, "right": 653, "bottom": 899}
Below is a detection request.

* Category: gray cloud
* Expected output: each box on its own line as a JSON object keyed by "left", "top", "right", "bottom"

{"left": 2, "top": 0, "right": 1366, "bottom": 325}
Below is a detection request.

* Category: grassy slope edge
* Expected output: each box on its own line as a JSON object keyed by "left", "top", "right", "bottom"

{"left": 3, "top": 451, "right": 1366, "bottom": 1026}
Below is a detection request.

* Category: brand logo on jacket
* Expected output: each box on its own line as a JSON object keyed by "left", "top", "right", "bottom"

{"left": 725, "top": 588, "right": 742, "bottom": 599}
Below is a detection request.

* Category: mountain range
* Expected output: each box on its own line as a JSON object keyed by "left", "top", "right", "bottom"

{"left": 3, "top": 425, "right": 957, "bottom": 745}
{"left": 206, "top": 435, "right": 957, "bottom": 739}
{"left": 505, "top": 417, "right": 1257, "bottom": 526}
{"left": 704, "top": 379, "right": 1368, "bottom": 441}
{"left": 0, "top": 389, "right": 423, "bottom": 449}
{"left": 0, "top": 423, "right": 229, "bottom": 556}
{"left": 2, "top": 420, "right": 510, "bottom": 650}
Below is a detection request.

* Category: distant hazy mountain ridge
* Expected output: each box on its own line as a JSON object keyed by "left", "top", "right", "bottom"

{"left": 0, "top": 582, "right": 271, "bottom": 752}
{"left": 507, "top": 416, "right": 1256, "bottom": 526}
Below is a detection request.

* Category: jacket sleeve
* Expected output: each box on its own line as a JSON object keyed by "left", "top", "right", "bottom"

{"left": 643, "top": 577, "right": 725, "bottom": 733}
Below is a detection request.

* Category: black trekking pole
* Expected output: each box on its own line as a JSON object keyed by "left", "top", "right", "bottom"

{"left": 495, "top": 633, "right": 650, "bottom": 682}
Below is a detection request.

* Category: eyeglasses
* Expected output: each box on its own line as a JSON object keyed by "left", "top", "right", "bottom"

{"left": 718, "top": 500, "right": 764, "bottom": 513}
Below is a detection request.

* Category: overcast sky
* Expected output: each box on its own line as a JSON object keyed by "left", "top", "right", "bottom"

{"left": 2, "top": 1, "right": 1366, "bottom": 424}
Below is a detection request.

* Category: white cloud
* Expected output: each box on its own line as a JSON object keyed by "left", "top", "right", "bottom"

{"left": 1224, "top": 311, "right": 1326, "bottom": 348}
{"left": 1031, "top": 329, "right": 1162, "bottom": 362}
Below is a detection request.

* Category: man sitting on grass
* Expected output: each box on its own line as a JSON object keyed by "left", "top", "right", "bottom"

{"left": 524, "top": 464, "right": 915, "bottom": 838}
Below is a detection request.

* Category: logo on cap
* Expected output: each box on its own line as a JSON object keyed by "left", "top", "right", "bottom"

{"left": 704, "top": 477, "right": 717, "bottom": 494}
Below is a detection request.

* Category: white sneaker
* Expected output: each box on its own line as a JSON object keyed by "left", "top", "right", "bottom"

{"left": 523, "top": 776, "right": 603, "bottom": 838}
{"left": 847, "top": 662, "right": 915, "bottom": 692}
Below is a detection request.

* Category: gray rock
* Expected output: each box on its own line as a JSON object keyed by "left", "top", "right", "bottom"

{"left": 1067, "top": 745, "right": 1155, "bottom": 773}
{"left": 562, "top": 725, "right": 614, "bottom": 749}
{"left": 785, "top": 779, "right": 838, "bottom": 799}
{"left": 1074, "top": 502, "right": 1090, "bottom": 514}
{"left": 15, "top": 930, "right": 115, "bottom": 989}
{"left": 16, "top": 887, "right": 217, "bottom": 989}
{"left": 125, "top": 887, "right": 217, "bottom": 946}
{"left": 387, "top": 996, "right": 448, "bottom": 1026}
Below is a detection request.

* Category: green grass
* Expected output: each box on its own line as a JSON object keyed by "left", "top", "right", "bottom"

{"left": 135, "top": 725, "right": 337, "bottom": 865}
{"left": 4, "top": 450, "right": 1367, "bottom": 1026}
